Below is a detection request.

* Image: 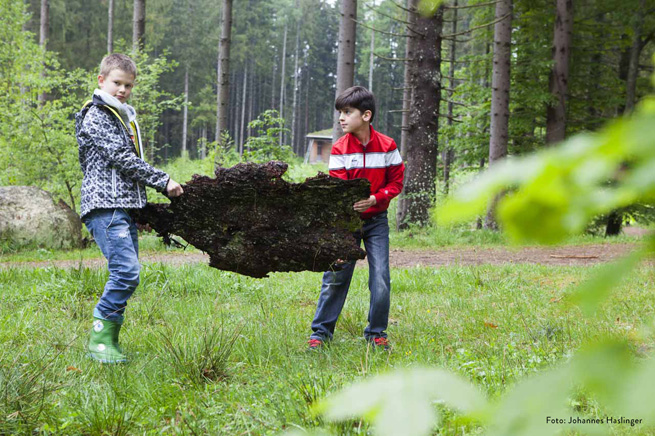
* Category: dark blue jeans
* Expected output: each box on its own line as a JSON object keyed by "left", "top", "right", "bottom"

{"left": 311, "top": 211, "right": 391, "bottom": 341}
{"left": 82, "top": 208, "right": 140, "bottom": 323}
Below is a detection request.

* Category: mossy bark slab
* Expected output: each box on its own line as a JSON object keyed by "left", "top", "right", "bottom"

{"left": 132, "top": 161, "right": 370, "bottom": 278}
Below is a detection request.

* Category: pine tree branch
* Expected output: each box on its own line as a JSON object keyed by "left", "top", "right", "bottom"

{"left": 353, "top": 18, "right": 411, "bottom": 38}
{"left": 390, "top": 0, "right": 413, "bottom": 13}
{"left": 438, "top": 113, "right": 462, "bottom": 122}
{"left": 443, "top": 99, "right": 470, "bottom": 107}
{"left": 364, "top": 2, "right": 413, "bottom": 25}
{"left": 444, "top": 1, "right": 498, "bottom": 9}
{"left": 442, "top": 13, "right": 511, "bottom": 38}
{"left": 374, "top": 52, "right": 413, "bottom": 61}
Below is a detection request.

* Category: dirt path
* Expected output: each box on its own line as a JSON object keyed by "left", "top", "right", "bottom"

{"left": 0, "top": 243, "right": 642, "bottom": 270}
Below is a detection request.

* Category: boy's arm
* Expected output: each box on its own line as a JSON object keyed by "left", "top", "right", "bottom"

{"left": 80, "top": 106, "right": 170, "bottom": 191}
{"left": 372, "top": 145, "right": 404, "bottom": 204}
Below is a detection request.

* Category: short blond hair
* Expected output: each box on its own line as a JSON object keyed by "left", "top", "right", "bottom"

{"left": 99, "top": 53, "right": 137, "bottom": 77}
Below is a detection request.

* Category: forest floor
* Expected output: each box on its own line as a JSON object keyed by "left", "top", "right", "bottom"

{"left": 0, "top": 242, "right": 644, "bottom": 270}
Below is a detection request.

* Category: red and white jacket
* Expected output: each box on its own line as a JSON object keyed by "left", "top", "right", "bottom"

{"left": 329, "top": 126, "right": 405, "bottom": 219}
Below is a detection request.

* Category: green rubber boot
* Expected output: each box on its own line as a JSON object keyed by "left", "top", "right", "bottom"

{"left": 88, "top": 317, "right": 127, "bottom": 363}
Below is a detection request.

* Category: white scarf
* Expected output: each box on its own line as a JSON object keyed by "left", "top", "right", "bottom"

{"left": 93, "top": 89, "right": 137, "bottom": 128}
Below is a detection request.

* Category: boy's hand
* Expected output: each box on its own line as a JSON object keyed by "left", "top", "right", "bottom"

{"left": 353, "top": 195, "right": 376, "bottom": 212}
{"left": 166, "top": 179, "right": 184, "bottom": 197}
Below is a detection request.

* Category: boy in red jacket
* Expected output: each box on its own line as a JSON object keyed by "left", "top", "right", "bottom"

{"left": 308, "top": 86, "right": 405, "bottom": 350}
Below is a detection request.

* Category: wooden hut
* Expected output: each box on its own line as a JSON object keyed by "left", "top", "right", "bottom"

{"left": 303, "top": 129, "right": 332, "bottom": 164}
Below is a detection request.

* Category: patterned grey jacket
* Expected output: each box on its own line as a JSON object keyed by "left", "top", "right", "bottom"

{"left": 76, "top": 93, "right": 170, "bottom": 218}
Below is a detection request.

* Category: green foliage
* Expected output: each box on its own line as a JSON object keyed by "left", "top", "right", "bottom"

{"left": 242, "top": 110, "right": 295, "bottom": 163}
{"left": 438, "top": 96, "right": 655, "bottom": 244}
{"left": 319, "top": 368, "right": 485, "bottom": 436}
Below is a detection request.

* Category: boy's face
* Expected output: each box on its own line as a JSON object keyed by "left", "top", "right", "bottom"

{"left": 98, "top": 69, "right": 135, "bottom": 104}
{"left": 339, "top": 107, "right": 372, "bottom": 134}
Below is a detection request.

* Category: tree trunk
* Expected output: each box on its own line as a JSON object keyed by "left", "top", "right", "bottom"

{"left": 248, "top": 70, "right": 254, "bottom": 141}
{"left": 240, "top": 63, "right": 248, "bottom": 155}
{"left": 545, "top": 0, "right": 573, "bottom": 145}
{"left": 291, "top": 8, "right": 301, "bottom": 155}
{"left": 132, "top": 0, "right": 146, "bottom": 53}
{"left": 279, "top": 23, "right": 288, "bottom": 147}
{"left": 396, "top": 0, "right": 418, "bottom": 230}
{"left": 332, "top": 0, "right": 357, "bottom": 143}
{"left": 605, "top": 210, "right": 623, "bottom": 236}
{"left": 181, "top": 65, "right": 189, "bottom": 158}
{"left": 368, "top": 0, "right": 376, "bottom": 92}
{"left": 397, "top": 5, "right": 443, "bottom": 228}
{"left": 215, "top": 0, "right": 233, "bottom": 161}
{"left": 38, "top": 0, "right": 48, "bottom": 104}
{"left": 107, "top": 0, "right": 114, "bottom": 53}
{"left": 485, "top": 0, "right": 512, "bottom": 230}
{"left": 625, "top": 0, "right": 645, "bottom": 114}
{"left": 442, "top": 0, "right": 458, "bottom": 195}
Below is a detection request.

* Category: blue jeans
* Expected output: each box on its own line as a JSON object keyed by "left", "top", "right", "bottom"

{"left": 82, "top": 208, "right": 140, "bottom": 323}
{"left": 311, "top": 211, "right": 391, "bottom": 341}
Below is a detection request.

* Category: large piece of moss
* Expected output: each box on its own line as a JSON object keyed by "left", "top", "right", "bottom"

{"left": 132, "top": 161, "right": 370, "bottom": 278}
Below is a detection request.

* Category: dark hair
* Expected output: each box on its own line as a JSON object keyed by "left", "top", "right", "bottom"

{"left": 335, "top": 86, "right": 376, "bottom": 122}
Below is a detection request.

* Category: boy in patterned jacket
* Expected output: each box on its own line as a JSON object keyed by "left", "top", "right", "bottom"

{"left": 75, "top": 53, "right": 184, "bottom": 363}
{"left": 308, "top": 86, "right": 405, "bottom": 350}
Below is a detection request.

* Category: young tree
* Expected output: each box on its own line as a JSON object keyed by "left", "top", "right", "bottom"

{"left": 332, "top": 0, "right": 357, "bottom": 143}
{"left": 485, "top": 0, "right": 513, "bottom": 229}
{"left": 215, "top": 0, "right": 233, "bottom": 155}
{"left": 545, "top": 0, "right": 573, "bottom": 144}
{"left": 397, "top": 3, "right": 444, "bottom": 228}
{"left": 132, "top": 0, "right": 146, "bottom": 52}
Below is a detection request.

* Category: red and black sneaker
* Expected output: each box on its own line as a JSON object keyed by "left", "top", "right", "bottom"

{"left": 370, "top": 337, "right": 390, "bottom": 351}
{"left": 307, "top": 338, "right": 324, "bottom": 350}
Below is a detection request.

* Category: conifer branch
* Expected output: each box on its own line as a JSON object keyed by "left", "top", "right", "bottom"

{"left": 442, "top": 13, "right": 511, "bottom": 38}
{"left": 364, "top": 3, "right": 413, "bottom": 25}
{"left": 444, "top": 1, "right": 498, "bottom": 9}
{"left": 390, "top": 0, "right": 413, "bottom": 13}
{"left": 352, "top": 18, "right": 411, "bottom": 38}
{"left": 374, "top": 52, "right": 413, "bottom": 61}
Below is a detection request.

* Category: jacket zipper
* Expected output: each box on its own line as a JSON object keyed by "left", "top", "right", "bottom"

{"left": 111, "top": 168, "right": 117, "bottom": 198}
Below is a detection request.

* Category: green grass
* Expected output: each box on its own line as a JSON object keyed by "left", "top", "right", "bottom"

{"left": 1, "top": 261, "right": 654, "bottom": 434}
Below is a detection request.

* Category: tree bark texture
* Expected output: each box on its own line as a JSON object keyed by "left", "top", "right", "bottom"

{"left": 132, "top": 0, "right": 146, "bottom": 53}
{"left": 132, "top": 161, "right": 369, "bottom": 278}
{"left": 545, "top": 0, "right": 572, "bottom": 145}
{"left": 107, "top": 0, "right": 114, "bottom": 53}
{"left": 215, "top": 0, "right": 233, "bottom": 148}
{"left": 485, "top": 0, "right": 512, "bottom": 230}
{"left": 396, "top": 5, "right": 443, "bottom": 228}
{"left": 332, "top": 0, "right": 357, "bottom": 143}
{"left": 395, "top": 0, "right": 418, "bottom": 230}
